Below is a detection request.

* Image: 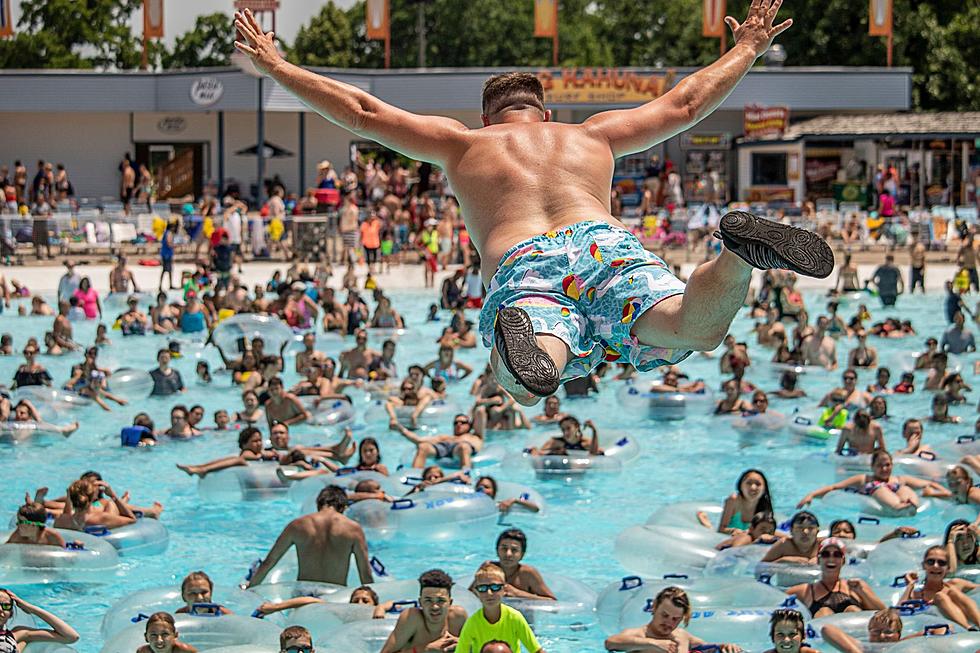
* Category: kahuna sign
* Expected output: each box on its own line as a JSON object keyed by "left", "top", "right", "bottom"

{"left": 743, "top": 105, "right": 789, "bottom": 140}
{"left": 537, "top": 67, "right": 676, "bottom": 105}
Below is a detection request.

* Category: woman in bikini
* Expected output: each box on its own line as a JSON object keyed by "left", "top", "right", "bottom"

{"left": 901, "top": 545, "right": 980, "bottom": 630}
{"left": 797, "top": 450, "right": 949, "bottom": 516}
{"left": 784, "top": 538, "right": 885, "bottom": 617}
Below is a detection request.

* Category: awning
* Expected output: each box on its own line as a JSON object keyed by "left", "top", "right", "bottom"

{"left": 234, "top": 142, "right": 294, "bottom": 158}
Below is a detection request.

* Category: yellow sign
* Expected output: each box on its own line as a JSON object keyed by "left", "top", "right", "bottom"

{"left": 537, "top": 68, "right": 676, "bottom": 105}
{"left": 534, "top": 0, "right": 557, "bottom": 38}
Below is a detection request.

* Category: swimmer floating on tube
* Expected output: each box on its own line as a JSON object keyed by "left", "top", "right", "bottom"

{"left": 234, "top": 0, "right": 832, "bottom": 405}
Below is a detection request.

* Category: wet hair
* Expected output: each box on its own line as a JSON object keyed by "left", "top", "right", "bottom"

{"left": 358, "top": 437, "right": 381, "bottom": 465}
{"left": 779, "top": 370, "right": 798, "bottom": 390}
{"left": 736, "top": 469, "right": 773, "bottom": 515}
{"left": 871, "top": 450, "right": 892, "bottom": 466}
{"left": 558, "top": 415, "right": 580, "bottom": 429}
{"left": 790, "top": 510, "right": 819, "bottom": 528}
{"left": 419, "top": 569, "right": 453, "bottom": 593}
{"left": 944, "top": 518, "right": 978, "bottom": 562}
{"left": 316, "top": 485, "right": 348, "bottom": 512}
{"left": 238, "top": 426, "right": 262, "bottom": 450}
{"left": 652, "top": 587, "right": 691, "bottom": 626}
{"left": 480, "top": 642, "right": 513, "bottom": 653}
{"left": 144, "top": 612, "right": 177, "bottom": 634}
{"left": 496, "top": 528, "right": 527, "bottom": 554}
{"left": 750, "top": 511, "right": 776, "bottom": 529}
{"left": 81, "top": 471, "right": 103, "bottom": 482}
{"left": 829, "top": 519, "right": 856, "bottom": 538}
{"left": 134, "top": 412, "right": 155, "bottom": 431}
{"left": 853, "top": 410, "right": 871, "bottom": 429}
{"left": 181, "top": 571, "right": 214, "bottom": 594}
{"left": 17, "top": 501, "right": 47, "bottom": 525}
{"left": 868, "top": 608, "right": 902, "bottom": 634}
{"left": 350, "top": 585, "right": 379, "bottom": 605}
{"left": 481, "top": 72, "right": 545, "bottom": 117}
{"left": 902, "top": 418, "right": 921, "bottom": 437}
{"left": 922, "top": 545, "right": 948, "bottom": 564}
{"left": 476, "top": 475, "right": 498, "bottom": 498}
{"left": 279, "top": 625, "right": 311, "bottom": 649}
{"left": 768, "top": 608, "right": 806, "bottom": 640}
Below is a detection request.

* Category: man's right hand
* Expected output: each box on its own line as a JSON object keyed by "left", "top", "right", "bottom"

{"left": 725, "top": 0, "right": 793, "bottom": 59}
{"left": 234, "top": 9, "right": 285, "bottom": 77}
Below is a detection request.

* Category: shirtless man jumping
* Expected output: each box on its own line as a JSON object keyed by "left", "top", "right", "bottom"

{"left": 234, "top": 0, "right": 831, "bottom": 405}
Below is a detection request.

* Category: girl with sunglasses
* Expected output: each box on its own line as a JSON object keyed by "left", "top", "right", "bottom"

{"left": 784, "top": 538, "right": 885, "bottom": 617}
{"left": 0, "top": 587, "right": 79, "bottom": 652}
{"left": 901, "top": 545, "right": 980, "bottom": 630}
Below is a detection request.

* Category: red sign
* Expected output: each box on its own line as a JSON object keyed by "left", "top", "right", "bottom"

{"left": 743, "top": 105, "right": 789, "bottom": 140}
{"left": 702, "top": 0, "right": 726, "bottom": 37}
{"left": 233, "top": 0, "right": 279, "bottom": 11}
{"left": 869, "top": 0, "right": 892, "bottom": 36}
{"left": 1, "top": 0, "right": 14, "bottom": 37}
{"left": 143, "top": 0, "right": 163, "bottom": 38}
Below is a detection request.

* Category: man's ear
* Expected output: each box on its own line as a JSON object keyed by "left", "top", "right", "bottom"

{"left": 480, "top": 114, "right": 491, "bottom": 127}
{"left": 543, "top": 109, "right": 552, "bottom": 122}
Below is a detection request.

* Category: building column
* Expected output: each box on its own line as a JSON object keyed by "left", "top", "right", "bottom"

{"left": 217, "top": 111, "right": 225, "bottom": 197}
{"left": 298, "top": 112, "right": 306, "bottom": 194}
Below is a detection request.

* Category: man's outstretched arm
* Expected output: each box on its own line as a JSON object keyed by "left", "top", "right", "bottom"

{"left": 234, "top": 9, "right": 468, "bottom": 166}
{"left": 584, "top": 0, "right": 792, "bottom": 157}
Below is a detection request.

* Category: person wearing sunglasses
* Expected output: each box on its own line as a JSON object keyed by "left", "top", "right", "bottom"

{"left": 379, "top": 569, "right": 468, "bottom": 653}
{"left": 901, "top": 545, "right": 980, "bottom": 630}
{"left": 456, "top": 562, "right": 543, "bottom": 653}
{"left": 784, "top": 538, "right": 884, "bottom": 618}
{"left": 605, "top": 586, "right": 741, "bottom": 652}
{"left": 393, "top": 413, "right": 484, "bottom": 470}
{"left": 385, "top": 379, "right": 432, "bottom": 430}
{"left": 0, "top": 587, "right": 79, "bottom": 653}
{"left": 818, "top": 368, "right": 871, "bottom": 411}
{"left": 277, "top": 626, "right": 313, "bottom": 653}
{"left": 11, "top": 345, "right": 51, "bottom": 389}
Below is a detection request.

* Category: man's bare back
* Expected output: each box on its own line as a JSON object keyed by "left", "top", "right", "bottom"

{"left": 292, "top": 511, "right": 361, "bottom": 583}
{"left": 247, "top": 505, "right": 372, "bottom": 587}
{"left": 447, "top": 121, "right": 620, "bottom": 282}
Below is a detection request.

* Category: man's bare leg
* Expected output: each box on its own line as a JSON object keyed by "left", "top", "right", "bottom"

{"left": 490, "top": 333, "right": 568, "bottom": 407}
{"left": 630, "top": 250, "right": 752, "bottom": 352}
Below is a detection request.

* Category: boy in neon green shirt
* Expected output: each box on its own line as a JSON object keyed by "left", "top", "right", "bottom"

{"left": 456, "top": 562, "right": 544, "bottom": 653}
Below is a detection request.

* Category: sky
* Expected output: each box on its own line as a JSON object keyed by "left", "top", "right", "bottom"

{"left": 9, "top": 0, "right": 358, "bottom": 49}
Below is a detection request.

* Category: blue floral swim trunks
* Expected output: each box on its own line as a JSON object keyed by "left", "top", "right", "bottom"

{"left": 479, "top": 220, "right": 692, "bottom": 381}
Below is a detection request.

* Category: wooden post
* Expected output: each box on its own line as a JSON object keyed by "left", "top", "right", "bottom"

{"left": 552, "top": 1, "right": 559, "bottom": 66}
{"left": 141, "top": 33, "right": 148, "bottom": 70}
{"left": 886, "top": 31, "right": 893, "bottom": 67}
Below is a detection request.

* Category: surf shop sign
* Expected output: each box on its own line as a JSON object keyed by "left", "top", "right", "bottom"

{"left": 537, "top": 67, "right": 676, "bottom": 105}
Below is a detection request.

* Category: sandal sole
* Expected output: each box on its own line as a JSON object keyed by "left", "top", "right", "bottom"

{"left": 494, "top": 307, "right": 560, "bottom": 397}
{"left": 721, "top": 211, "right": 835, "bottom": 279}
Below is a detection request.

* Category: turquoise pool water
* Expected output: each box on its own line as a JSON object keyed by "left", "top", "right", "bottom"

{"left": 0, "top": 287, "right": 976, "bottom": 652}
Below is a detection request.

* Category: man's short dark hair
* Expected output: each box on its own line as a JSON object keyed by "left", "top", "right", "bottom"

{"left": 279, "top": 625, "right": 311, "bottom": 650}
{"left": 482, "top": 72, "right": 545, "bottom": 117}
{"left": 480, "top": 642, "right": 513, "bottom": 653}
{"left": 316, "top": 485, "right": 349, "bottom": 512}
{"left": 419, "top": 569, "right": 453, "bottom": 593}
{"left": 238, "top": 426, "right": 261, "bottom": 449}
{"left": 496, "top": 528, "right": 527, "bottom": 553}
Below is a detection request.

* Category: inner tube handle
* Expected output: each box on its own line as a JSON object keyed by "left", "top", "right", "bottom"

{"left": 619, "top": 576, "right": 643, "bottom": 591}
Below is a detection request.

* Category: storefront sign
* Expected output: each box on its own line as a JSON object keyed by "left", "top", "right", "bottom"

{"left": 190, "top": 77, "right": 224, "bottom": 106}
{"left": 744, "top": 105, "right": 789, "bottom": 140}
{"left": 233, "top": 0, "right": 279, "bottom": 10}
{"left": 681, "top": 133, "right": 731, "bottom": 149}
{"left": 157, "top": 116, "right": 186, "bottom": 134}
{"left": 805, "top": 158, "right": 839, "bottom": 184}
{"left": 748, "top": 187, "right": 794, "bottom": 202}
{"left": 537, "top": 68, "right": 676, "bottom": 105}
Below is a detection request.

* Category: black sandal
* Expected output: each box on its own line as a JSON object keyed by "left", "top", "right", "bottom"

{"left": 493, "top": 307, "right": 560, "bottom": 397}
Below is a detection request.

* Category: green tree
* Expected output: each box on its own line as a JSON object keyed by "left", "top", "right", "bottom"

{"left": 0, "top": 0, "right": 142, "bottom": 69}
{"left": 164, "top": 12, "right": 236, "bottom": 69}
{"left": 289, "top": 1, "right": 357, "bottom": 67}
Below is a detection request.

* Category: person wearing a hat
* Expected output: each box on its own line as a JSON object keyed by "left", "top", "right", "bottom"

{"left": 316, "top": 160, "right": 338, "bottom": 189}
{"left": 784, "top": 538, "right": 885, "bottom": 618}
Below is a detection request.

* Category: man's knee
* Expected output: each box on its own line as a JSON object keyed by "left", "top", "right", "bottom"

{"left": 418, "top": 442, "right": 435, "bottom": 456}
